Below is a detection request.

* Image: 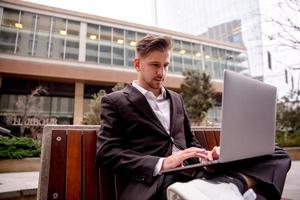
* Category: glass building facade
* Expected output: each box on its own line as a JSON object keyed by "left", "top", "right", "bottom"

{"left": 0, "top": 7, "right": 248, "bottom": 78}
{"left": 0, "top": 2, "right": 249, "bottom": 132}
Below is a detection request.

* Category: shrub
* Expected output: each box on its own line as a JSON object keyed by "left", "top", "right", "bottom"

{"left": 276, "top": 132, "right": 300, "bottom": 147}
{"left": 0, "top": 136, "right": 41, "bottom": 159}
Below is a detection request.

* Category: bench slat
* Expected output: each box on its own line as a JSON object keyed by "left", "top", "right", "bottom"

{"left": 40, "top": 126, "right": 221, "bottom": 200}
{"left": 66, "top": 130, "right": 82, "bottom": 200}
{"left": 48, "top": 130, "right": 67, "bottom": 200}
{"left": 214, "top": 131, "right": 220, "bottom": 146}
{"left": 193, "top": 130, "right": 209, "bottom": 150}
{"left": 83, "top": 130, "right": 99, "bottom": 200}
{"left": 206, "top": 130, "right": 218, "bottom": 150}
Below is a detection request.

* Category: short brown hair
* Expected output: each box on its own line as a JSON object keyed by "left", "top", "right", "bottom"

{"left": 136, "top": 34, "right": 172, "bottom": 58}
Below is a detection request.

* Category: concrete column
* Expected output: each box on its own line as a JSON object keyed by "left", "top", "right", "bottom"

{"left": 73, "top": 82, "right": 84, "bottom": 125}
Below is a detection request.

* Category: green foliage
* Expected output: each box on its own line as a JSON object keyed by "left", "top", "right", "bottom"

{"left": 277, "top": 104, "right": 300, "bottom": 132}
{"left": 0, "top": 136, "right": 41, "bottom": 159}
{"left": 112, "top": 83, "right": 125, "bottom": 92}
{"left": 276, "top": 132, "right": 300, "bottom": 147}
{"left": 82, "top": 90, "right": 106, "bottom": 125}
{"left": 181, "top": 70, "right": 216, "bottom": 124}
{"left": 276, "top": 90, "right": 300, "bottom": 133}
{"left": 82, "top": 83, "right": 126, "bottom": 125}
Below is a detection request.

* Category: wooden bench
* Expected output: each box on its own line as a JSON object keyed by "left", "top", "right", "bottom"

{"left": 37, "top": 125, "right": 220, "bottom": 200}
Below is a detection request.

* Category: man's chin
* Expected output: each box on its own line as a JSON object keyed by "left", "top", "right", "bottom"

{"left": 150, "top": 83, "right": 162, "bottom": 90}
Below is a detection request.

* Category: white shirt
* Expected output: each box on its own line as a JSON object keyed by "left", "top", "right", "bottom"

{"left": 132, "top": 81, "right": 180, "bottom": 176}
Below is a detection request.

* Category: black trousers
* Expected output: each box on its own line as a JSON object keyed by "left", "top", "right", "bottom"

{"left": 157, "top": 146, "right": 291, "bottom": 200}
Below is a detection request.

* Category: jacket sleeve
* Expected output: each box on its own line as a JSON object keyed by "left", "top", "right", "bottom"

{"left": 96, "top": 95, "right": 160, "bottom": 184}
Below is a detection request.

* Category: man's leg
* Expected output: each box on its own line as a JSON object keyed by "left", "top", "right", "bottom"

{"left": 166, "top": 147, "right": 291, "bottom": 200}
{"left": 157, "top": 172, "right": 194, "bottom": 200}
{"left": 211, "top": 147, "right": 291, "bottom": 199}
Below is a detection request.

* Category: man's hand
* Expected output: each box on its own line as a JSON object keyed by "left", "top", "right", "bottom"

{"left": 204, "top": 146, "right": 220, "bottom": 164}
{"left": 161, "top": 147, "right": 209, "bottom": 171}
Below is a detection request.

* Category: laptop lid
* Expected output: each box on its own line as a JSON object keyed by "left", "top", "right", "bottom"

{"left": 219, "top": 70, "right": 276, "bottom": 162}
{"left": 160, "top": 70, "right": 277, "bottom": 174}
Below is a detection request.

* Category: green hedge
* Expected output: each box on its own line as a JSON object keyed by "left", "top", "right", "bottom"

{"left": 276, "top": 132, "right": 300, "bottom": 147}
{"left": 0, "top": 136, "right": 41, "bottom": 159}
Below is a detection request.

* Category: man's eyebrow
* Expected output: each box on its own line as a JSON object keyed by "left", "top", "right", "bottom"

{"left": 148, "top": 61, "right": 170, "bottom": 65}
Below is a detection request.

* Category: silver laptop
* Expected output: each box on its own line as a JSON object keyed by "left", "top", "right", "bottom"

{"left": 161, "top": 70, "right": 276, "bottom": 173}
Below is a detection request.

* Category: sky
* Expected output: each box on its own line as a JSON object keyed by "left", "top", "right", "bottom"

{"left": 25, "top": 0, "right": 155, "bottom": 25}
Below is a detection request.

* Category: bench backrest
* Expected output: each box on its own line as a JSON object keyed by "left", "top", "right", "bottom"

{"left": 38, "top": 125, "right": 220, "bottom": 200}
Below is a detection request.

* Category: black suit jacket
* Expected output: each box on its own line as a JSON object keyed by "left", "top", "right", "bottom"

{"left": 96, "top": 84, "right": 201, "bottom": 200}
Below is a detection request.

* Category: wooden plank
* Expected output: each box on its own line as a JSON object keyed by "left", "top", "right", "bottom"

{"left": 66, "top": 130, "right": 82, "bottom": 200}
{"left": 48, "top": 130, "right": 67, "bottom": 200}
{"left": 82, "top": 130, "right": 98, "bottom": 200}
{"left": 214, "top": 130, "right": 221, "bottom": 146}
{"left": 193, "top": 130, "right": 209, "bottom": 150}
{"left": 205, "top": 130, "right": 217, "bottom": 150}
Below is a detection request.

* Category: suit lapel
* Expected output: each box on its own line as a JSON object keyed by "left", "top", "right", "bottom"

{"left": 167, "top": 90, "right": 178, "bottom": 137}
{"left": 123, "top": 85, "right": 169, "bottom": 137}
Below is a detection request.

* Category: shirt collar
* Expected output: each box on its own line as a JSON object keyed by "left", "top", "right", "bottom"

{"left": 132, "top": 80, "right": 167, "bottom": 99}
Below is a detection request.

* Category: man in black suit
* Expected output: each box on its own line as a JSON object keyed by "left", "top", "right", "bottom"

{"left": 97, "top": 35, "right": 291, "bottom": 200}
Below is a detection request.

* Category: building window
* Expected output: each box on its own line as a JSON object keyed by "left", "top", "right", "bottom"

{"left": 192, "top": 43, "right": 202, "bottom": 71}
{"left": 0, "top": 77, "right": 75, "bottom": 136}
{"left": 182, "top": 41, "right": 193, "bottom": 71}
{"left": 34, "top": 14, "right": 51, "bottom": 58}
{"left": 16, "top": 11, "right": 36, "bottom": 56}
{"left": 125, "top": 30, "right": 136, "bottom": 67}
{"left": 65, "top": 20, "right": 79, "bottom": 60}
{"left": 0, "top": 8, "right": 19, "bottom": 53}
{"left": 99, "top": 45, "right": 111, "bottom": 64}
{"left": 86, "top": 23, "right": 99, "bottom": 63}
{"left": 99, "top": 26, "right": 112, "bottom": 64}
{"left": 113, "top": 28, "right": 124, "bottom": 66}
{"left": 172, "top": 39, "right": 183, "bottom": 73}
{"left": 50, "top": 17, "right": 66, "bottom": 59}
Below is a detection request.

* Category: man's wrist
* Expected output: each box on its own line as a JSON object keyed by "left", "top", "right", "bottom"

{"left": 153, "top": 157, "right": 165, "bottom": 176}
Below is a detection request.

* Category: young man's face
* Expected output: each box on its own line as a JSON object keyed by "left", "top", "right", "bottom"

{"left": 134, "top": 50, "right": 171, "bottom": 94}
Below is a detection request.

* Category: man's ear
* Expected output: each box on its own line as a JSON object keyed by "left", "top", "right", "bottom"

{"left": 134, "top": 57, "right": 141, "bottom": 71}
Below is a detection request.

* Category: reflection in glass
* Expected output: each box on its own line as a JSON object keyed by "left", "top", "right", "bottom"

{"left": 34, "top": 14, "right": 51, "bottom": 58}
{"left": 100, "top": 45, "right": 111, "bottom": 64}
{"left": 113, "top": 28, "right": 124, "bottom": 66}
{"left": 65, "top": 20, "right": 79, "bottom": 60}
{"left": 137, "top": 32, "right": 146, "bottom": 40}
{"left": 0, "top": 8, "right": 19, "bottom": 53}
{"left": 100, "top": 26, "right": 111, "bottom": 44}
{"left": 86, "top": 24, "right": 99, "bottom": 63}
{"left": 51, "top": 97, "right": 74, "bottom": 117}
{"left": 126, "top": 49, "right": 135, "bottom": 67}
{"left": 173, "top": 56, "right": 183, "bottom": 73}
{"left": 113, "top": 47, "right": 124, "bottom": 66}
{"left": 17, "top": 11, "right": 36, "bottom": 56}
{"left": 113, "top": 28, "right": 124, "bottom": 46}
{"left": 192, "top": 43, "right": 202, "bottom": 71}
{"left": 182, "top": 41, "right": 192, "bottom": 71}
{"left": 125, "top": 30, "right": 136, "bottom": 67}
{"left": 50, "top": 17, "right": 66, "bottom": 59}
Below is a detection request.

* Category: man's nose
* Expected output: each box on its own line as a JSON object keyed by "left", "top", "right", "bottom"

{"left": 157, "top": 66, "right": 164, "bottom": 75}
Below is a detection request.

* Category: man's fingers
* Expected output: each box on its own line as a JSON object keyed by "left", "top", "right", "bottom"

{"left": 181, "top": 151, "right": 209, "bottom": 161}
{"left": 182, "top": 147, "right": 207, "bottom": 155}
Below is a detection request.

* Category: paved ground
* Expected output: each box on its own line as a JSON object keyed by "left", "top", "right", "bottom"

{"left": 0, "top": 171, "right": 38, "bottom": 199}
{"left": 0, "top": 161, "right": 299, "bottom": 199}
{"left": 282, "top": 161, "right": 300, "bottom": 200}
